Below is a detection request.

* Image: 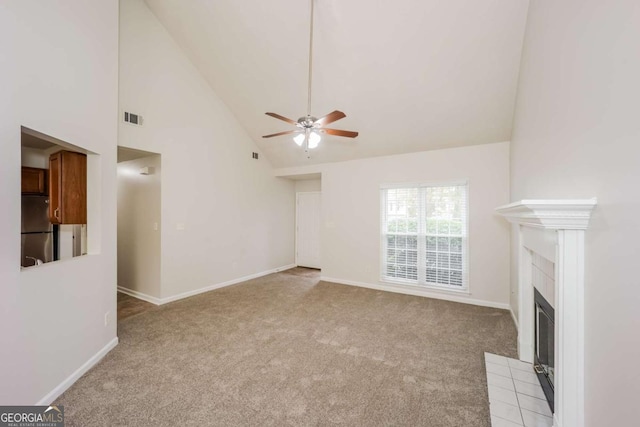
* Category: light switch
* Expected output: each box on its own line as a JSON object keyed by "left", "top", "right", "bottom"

{"left": 176, "top": 223, "right": 185, "bottom": 230}
{"left": 153, "top": 222, "right": 159, "bottom": 231}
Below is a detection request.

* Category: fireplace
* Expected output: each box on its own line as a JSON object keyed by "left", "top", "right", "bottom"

{"left": 496, "top": 198, "right": 596, "bottom": 427}
{"left": 534, "top": 287, "right": 555, "bottom": 412}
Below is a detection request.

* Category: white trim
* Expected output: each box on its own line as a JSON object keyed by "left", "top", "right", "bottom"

{"left": 518, "top": 239, "right": 535, "bottom": 363}
{"left": 119, "top": 265, "right": 297, "bottom": 305}
{"left": 555, "top": 230, "right": 585, "bottom": 427}
{"left": 36, "top": 337, "right": 118, "bottom": 405}
{"left": 320, "top": 276, "right": 510, "bottom": 310}
{"left": 522, "top": 227, "right": 557, "bottom": 263}
{"left": 379, "top": 179, "right": 469, "bottom": 190}
{"left": 380, "top": 277, "right": 471, "bottom": 295}
{"left": 510, "top": 307, "right": 519, "bottom": 331}
{"left": 380, "top": 182, "right": 469, "bottom": 290}
{"left": 496, "top": 198, "right": 596, "bottom": 427}
{"left": 495, "top": 198, "right": 597, "bottom": 230}
{"left": 159, "top": 264, "right": 297, "bottom": 304}
{"left": 117, "top": 286, "right": 161, "bottom": 305}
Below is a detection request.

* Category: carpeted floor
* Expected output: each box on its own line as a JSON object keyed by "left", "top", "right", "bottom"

{"left": 56, "top": 267, "right": 516, "bottom": 426}
{"left": 117, "top": 292, "right": 156, "bottom": 321}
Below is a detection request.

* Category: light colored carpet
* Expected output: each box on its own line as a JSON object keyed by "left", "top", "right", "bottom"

{"left": 56, "top": 267, "right": 516, "bottom": 426}
{"left": 117, "top": 292, "right": 156, "bottom": 321}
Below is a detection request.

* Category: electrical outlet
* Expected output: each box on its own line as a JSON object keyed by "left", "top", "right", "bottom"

{"left": 104, "top": 311, "right": 110, "bottom": 326}
{"left": 176, "top": 223, "right": 185, "bottom": 231}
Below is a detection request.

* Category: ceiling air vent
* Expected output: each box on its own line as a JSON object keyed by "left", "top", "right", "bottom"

{"left": 123, "top": 111, "right": 143, "bottom": 126}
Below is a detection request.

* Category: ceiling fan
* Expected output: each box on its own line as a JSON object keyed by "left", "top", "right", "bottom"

{"left": 262, "top": 0, "right": 358, "bottom": 154}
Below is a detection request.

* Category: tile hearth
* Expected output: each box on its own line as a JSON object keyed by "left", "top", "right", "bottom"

{"left": 485, "top": 352, "right": 553, "bottom": 427}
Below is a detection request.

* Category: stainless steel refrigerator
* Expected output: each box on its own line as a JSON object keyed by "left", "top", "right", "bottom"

{"left": 21, "top": 195, "right": 55, "bottom": 267}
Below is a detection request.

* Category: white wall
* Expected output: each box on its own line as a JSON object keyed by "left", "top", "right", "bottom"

{"left": 119, "top": 0, "right": 295, "bottom": 300}
{"left": 278, "top": 142, "right": 511, "bottom": 308}
{"left": 0, "top": 0, "right": 118, "bottom": 405}
{"left": 117, "top": 155, "right": 161, "bottom": 299}
{"left": 509, "top": 0, "right": 640, "bottom": 425}
{"left": 295, "top": 179, "right": 321, "bottom": 193}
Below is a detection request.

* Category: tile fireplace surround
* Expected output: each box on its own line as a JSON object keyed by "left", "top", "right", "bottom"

{"left": 496, "top": 199, "right": 597, "bottom": 427}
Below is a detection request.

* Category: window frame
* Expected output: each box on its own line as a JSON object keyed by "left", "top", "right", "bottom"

{"left": 380, "top": 180, "right": 469, "bottom": 293}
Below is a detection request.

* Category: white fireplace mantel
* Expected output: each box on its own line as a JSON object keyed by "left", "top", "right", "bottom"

{"left": 496, "top": 198, "right": 597, "bottom": 230}
{"left": 496, "top": 198, "right": 596, "bottom": 427}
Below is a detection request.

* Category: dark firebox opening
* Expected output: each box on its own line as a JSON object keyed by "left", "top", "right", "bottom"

{"left": 534, "top": 287, "right": 555, "bottom": 413}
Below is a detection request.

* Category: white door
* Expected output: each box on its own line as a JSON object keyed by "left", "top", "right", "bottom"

{"left": 296, "top": 192, "right": 321, "bottom": 269}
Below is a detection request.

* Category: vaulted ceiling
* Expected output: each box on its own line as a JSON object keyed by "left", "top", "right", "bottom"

{"left": 144, "top": 0, "right": 529, "bottom": 168}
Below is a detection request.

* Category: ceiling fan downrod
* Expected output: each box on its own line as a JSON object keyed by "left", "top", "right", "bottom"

{"left": 306, "top": 0, "right": 315, "bottom": 117}
{"left": 262, "top": 0, "right": 359, "bottom": 152}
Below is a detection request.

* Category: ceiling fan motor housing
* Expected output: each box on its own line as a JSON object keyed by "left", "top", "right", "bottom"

{"left": 298, "top": 115, "right": 318, "bottom": 128}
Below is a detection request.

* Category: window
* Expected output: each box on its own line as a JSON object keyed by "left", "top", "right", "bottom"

{"left": 381, "top": 182, "right": 468, "bottom": 290}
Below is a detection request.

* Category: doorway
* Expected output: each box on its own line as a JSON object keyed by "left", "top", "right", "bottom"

{"left": 116, "top": 146, "right": 161, "bottom": 319}
{"left": 296, "top": 191, "right": 321, "bottom": 269}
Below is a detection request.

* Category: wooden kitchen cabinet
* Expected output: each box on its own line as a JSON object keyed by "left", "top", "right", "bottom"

{"left": 21, "top": 167, "right": 47, "bottom": 194}
{"left": 49, "top": 151, "right": 87, "bottom": 224}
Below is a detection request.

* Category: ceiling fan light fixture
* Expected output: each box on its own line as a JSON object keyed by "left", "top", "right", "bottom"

{"left": 308, "top": 131, "right": 321, "bottom": 149}
{"left": 293, "top": 133, "right": 305, "bottom": 146}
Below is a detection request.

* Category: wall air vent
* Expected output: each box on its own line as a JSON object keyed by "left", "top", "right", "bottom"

{"left": 123, "top": 111, "right": 143, "bottom": 126}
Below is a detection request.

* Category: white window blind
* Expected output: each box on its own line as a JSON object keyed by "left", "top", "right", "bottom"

{"left": 381, "top": 183, "right": 468, "bottom": 290}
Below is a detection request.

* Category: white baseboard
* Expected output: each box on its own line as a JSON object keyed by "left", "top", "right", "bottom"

{"left": 117, "top": 264, "right": 297, "bottom": 306}
{"left": 159, "top": 264, "right": 297, "bottom": 305}
{"left": 36, "top": 337, "right": 118, "bottom": 405}
{"left": 510, "top": 308, "right": 519, "bottom": 330}
{"left": 320, "top": 276, "right": 511, "bottom": 310}
{"left": 117, "top": 286, "right": 161, "bottom": 305}
{"left": 518, "top": 341, "right": 535, "bottom": 364}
